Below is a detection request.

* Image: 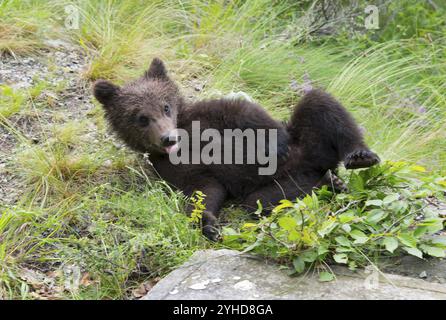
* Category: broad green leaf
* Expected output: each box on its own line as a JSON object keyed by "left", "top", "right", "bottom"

{"left": 398, "top": 233, "right": 417, "bottom": 248}
{"left": 302, "top": 193, "right": 319, "bottom": 209}
{"left": 318, "top": 218, "right": 338, "bottom": 237}
{"left": 318, "top": 243, "right": 329, "bottom": 255}
{"left": 400, "top": 189, "right": 412, "bottom": 198}
{"left": 365, "top": 209, "right": 387, "bottom": 224}
{"left": 222, "top": 227, "right": 239, "bottom": 236}
{"left": 431, "top": 236, "right": 446, "bottom": 247}
{"left": 349, "top": 174, "right": 364, "bottom": 192}
{"left": 288, "top": 229, "right": 300, "bottom": 242}
{"left": 335, "top": 246, "right": 354, "bottom": 253}
{"left": 316, "top": 186, "right": 333, "bottom": 200}
{"left": 403, "top": 247, "right": 423, "bottom": 259}
{"left": 336, "top": 194, "right": 349, "bottom": 201}
{"left": 338, "top": 211, "right": 356, "bottom": 223}
{"left": 414, "top": 189, "right": 433, "bottom": 198}
{"left": 273, "top": 200, "right": 294, "bottom": 213}
{"left": 301, "top": 250, "right": 319, "bottom": 263}
{"left": 293, "top": 257, "right": 305, "bottom": 273}
{"left": 382, "top": 237, "right": 398, "bottom": 253}
{"left": 350, "top": 230, "right": 369, "bottom": 244}
{"left": 365, "top": 199, "right": 383, "bottom": 207}
{"left": 278, "top": 216, "right": 297, "bottom": 231}
{"left": 319, "top": 272, "right": 335, "bottom": 282}
{"left": 413, "top": 226, "right": 428, "bottom": 237}
{"left": 420, "top": 245, "right": 446, "bottom": 258}
{"left": 335, "top": 236, "right": 351, "bottom": 247}
{"left": 333, "top": 253, "right": 348, "bottom": 264}
{"left": 419, "top": 218, "right": 444, "bottom": 234}
{"left": 383, "top": 194, "right": 399, "bottom": 205}
{"left": 389, "top": 200, "right": 408, "bottom": 213}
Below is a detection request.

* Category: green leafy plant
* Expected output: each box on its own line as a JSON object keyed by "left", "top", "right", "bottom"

{"left": 188, "top": 191, "right": 206, "bottom": 224}
{"left": 222, "top": 161, "right": 446, "bottom": 277}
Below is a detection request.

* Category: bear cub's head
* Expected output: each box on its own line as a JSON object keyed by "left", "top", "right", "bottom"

{"left": 93, "top": 58, "right": 183, "bottom": 155}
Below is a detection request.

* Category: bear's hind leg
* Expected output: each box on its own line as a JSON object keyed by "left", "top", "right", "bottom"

{"left": 240, "top": 172, "right": 323, "bottom": 216}
{"left": 287, "top": 89, "right": 380, "bottom": 171}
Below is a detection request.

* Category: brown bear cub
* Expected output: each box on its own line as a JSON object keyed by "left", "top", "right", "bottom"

{"left": 93, "top": 58, "right": 380, "bottom": 241}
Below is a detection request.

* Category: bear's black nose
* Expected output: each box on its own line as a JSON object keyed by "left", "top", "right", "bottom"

{"left": 161, "top": 134, "right": 177, "bottom": 147}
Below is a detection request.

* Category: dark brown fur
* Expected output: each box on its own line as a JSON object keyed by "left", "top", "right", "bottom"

{"left": 93, "top": 58, "right": 380, "bottom": 240}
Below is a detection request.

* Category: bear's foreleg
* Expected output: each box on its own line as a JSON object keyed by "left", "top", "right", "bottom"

{"left": 184, "top": 177, "right": 227, "bottom": 241}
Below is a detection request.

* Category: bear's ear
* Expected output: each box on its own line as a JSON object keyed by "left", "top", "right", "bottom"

{"left": 144, "top": 58, "right": 167, "bottom": 79}
{"left": 93, "top": 80, "right": 120, "bottom": 105}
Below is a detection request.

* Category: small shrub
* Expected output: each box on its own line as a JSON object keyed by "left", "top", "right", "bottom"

{"left": 222, "top": 161, "right": 446, "bottom": 276}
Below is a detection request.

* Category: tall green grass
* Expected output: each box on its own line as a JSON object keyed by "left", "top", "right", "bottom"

{"left": 0, "top": 178, "right": 206, "bottom": 299}
{"left": 0, "top": 0, "right": 60, "bottom": 56}
{"left": 327, "top": 40, "right": 446, "bottom": 170}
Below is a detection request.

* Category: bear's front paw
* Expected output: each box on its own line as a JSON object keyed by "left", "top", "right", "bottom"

{"left": 202, "top": 224, "right": 221, "bottom": 242}
{"left": 344, "top": 150, "right": 380, "bottom": 169}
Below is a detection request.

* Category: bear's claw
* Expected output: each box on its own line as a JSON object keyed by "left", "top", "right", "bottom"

{"left": 320, "top": 171, "right": 349, "bottom": 193}
{"left": 202, "top": 225, "right": 221, "bottom": 242}
{"left": 344, "top": 149, "right": 380, "bottom": 169}
{"left": 330, "top": 174, "right": 349, "bottom": 193}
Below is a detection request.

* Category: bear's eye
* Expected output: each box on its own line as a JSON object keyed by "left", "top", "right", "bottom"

{"left": 138, "top": 115, "right": 150, "bottom": 127}
{"left": 164, "top": 104, "right": 171, "bottom": 116}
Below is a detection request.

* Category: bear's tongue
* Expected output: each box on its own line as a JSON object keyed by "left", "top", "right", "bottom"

{"left": 164, "top": 143, "right": 179, "bottom": 154}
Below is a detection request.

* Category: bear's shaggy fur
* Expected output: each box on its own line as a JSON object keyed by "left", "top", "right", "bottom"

{"left": 93, "top": 58, "right": 380, "bottom": 240}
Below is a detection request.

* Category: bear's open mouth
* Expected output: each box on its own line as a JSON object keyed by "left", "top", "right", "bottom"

{"left": 164, "top": 143, "right": 179, "bottom": 154}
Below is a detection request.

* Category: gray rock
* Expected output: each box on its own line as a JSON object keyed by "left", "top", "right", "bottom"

{"left": 143, "top": 249, "right": 446, "bottom": 300}
{"left": 383, "top": 255, "right": 446, "bottom": 284}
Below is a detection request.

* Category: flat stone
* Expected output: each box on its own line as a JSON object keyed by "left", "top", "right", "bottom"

{"left": 143, "top": 249, "right": 446, "bottom": 300}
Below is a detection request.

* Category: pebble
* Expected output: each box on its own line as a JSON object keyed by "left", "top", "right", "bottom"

{"left": 233, "top": 280, "right": 255, "bottom": 291}
{"left": 103, "top": 160, "right": 113, "bottom": 168}
{"left": 189, "top": 280, "right": 210, "bottom": 290}
{"left": 169, "top": 287, "right": 179, "bottom": 295}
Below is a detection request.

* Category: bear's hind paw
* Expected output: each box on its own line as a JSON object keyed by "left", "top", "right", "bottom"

{"left": 344, "top": 150, "right": 380, "bottom": 169}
